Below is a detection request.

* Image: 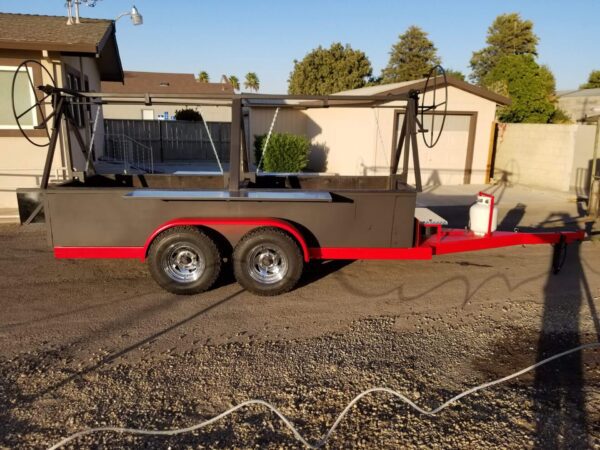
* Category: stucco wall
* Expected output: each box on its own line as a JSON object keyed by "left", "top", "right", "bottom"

{"left": 494, "top": 123, "right": 596, "bottom": 192}
{"left": 248, "top": 86, "right": 498, "bottom": 182}
{"left": 558, "top": 94, "right": 600, "bottom": 122}
{"left": 0, "top": 53, "right": 101, "bottom": 210}
{"left": 102, "top": 103, "right": 232, "bottom": 123}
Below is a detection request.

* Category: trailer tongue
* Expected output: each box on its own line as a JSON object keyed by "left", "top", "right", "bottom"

{"left": 12, "top": 62, "right": 585, "bottom": 296}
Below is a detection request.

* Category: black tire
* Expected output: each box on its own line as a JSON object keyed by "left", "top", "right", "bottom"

{"left": 148, "top": 226, "right": 221, "bottom": 295}
{"left": 233, "top": 227, "right": 304, "bottom": 296}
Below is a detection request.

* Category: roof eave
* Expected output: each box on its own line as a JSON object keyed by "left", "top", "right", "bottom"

{"left": 336, "top": 76, "right": 512, "bottom": 106}
{"left": 0, "top": 40, "right": 97, "bottom": 53}
{"left": 95, "top": 22, "right": 124, "bottom": 82}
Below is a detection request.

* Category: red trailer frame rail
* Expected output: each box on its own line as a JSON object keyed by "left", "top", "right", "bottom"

{"left": 54, "top": 221, "right": 585, "bottom": 262}
{"left": 418, "top": 225, "right": 584, "bottom": 256}
{"left": 307, "top": 226, "right": 584, "bottom": 261}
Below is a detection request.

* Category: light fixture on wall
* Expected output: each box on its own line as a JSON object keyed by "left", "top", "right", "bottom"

{"left": 115, "top": 6, "right": 144, "bottom": 26}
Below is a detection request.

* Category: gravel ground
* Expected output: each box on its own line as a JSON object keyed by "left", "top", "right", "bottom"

{"left": 0, "top": 221, "right": 599, "bottom": 449}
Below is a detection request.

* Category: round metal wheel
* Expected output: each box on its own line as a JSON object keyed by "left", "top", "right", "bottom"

{"left": 11, "top": 60, "right": 56, "bottom": 147}
{"left": 247, "top": 244, "right": 289, "bottom": 284}
{"left": 233, "top": 227, "right": 303, "bottom": 296}
{"left": 148, "top": 227, "right": 221, "bottom": 295}
{"left": 419, "top": 64, "right": 448, "bottom": 148}
{"left": 162, "top": 242, "right": 206, "bottom": 283}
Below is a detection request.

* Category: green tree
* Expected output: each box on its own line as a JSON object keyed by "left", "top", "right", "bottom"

{"left": 445, "top": 69, "right": 466, "bottom": 81}
{"left": 381, "top": 26, "right": 440, "bottom": 83}
{"left": 288, "top": 42, "right": 372, "bottom": 95}
{"left": 470, "top": 13, "right": 538, "bottom": 84}
{"left": 198, "top": 71, "right": 209, "bottom": 83}
{"left": 175, "top": 108, "right": 203, "bottom": 122}
{"left": 580, "top": 70, "right": 600, "bottom": 89}
{"left": 244, "top": 72, "right": 260, "bottom": 92}
{"left": 484, "top": 54, "right": 556, "bottom": 123}
{"left": 228, "top": 75, "right": 240, "bottom": 91}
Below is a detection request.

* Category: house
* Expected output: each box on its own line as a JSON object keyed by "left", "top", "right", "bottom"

{"left": 558, "top": 88, "right": 600, "bottom": 123}
{"left": 248, "top": 76, "right": 510, "bottom": 185}
{"left": 101, "top": 71, "right": 234, "bottom": 122}
{"left": 0, "top": 12, "right": 124, "bottom": 212}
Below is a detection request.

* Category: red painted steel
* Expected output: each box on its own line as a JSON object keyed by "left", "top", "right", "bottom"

{"left": 53, "top": 221, "right": 585, "bottom": 263}
{"left": 309, "top": 247, "right": 432, "bottom": 260}
{"left": 142, "top": 218, "right": 311, "bottom": 262}
{"left": 54, "top": 246, "right": 144, "bottom": 259}
{"left": 421, "top": 229, "right": 585, "bottom": 255}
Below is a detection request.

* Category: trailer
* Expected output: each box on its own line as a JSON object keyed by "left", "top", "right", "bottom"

{"left": 12, "top": 62, "right": 584, "bottom": 295}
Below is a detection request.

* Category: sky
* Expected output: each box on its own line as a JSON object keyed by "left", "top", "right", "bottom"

{"left": 1, "top": 0, "right": 598, "bottom": 93}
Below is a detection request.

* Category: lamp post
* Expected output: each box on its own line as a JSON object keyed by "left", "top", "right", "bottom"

{"left": 115, "top": 6, "right": 144, "bottom": 26}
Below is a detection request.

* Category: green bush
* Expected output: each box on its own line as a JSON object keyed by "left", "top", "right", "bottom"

{"left": 254, "top": 132, "right": 310, "bottom": 172}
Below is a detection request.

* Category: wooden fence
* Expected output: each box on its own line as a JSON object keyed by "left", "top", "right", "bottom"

{"left": 103, "top": 119, "right": 231, "bottom": 164}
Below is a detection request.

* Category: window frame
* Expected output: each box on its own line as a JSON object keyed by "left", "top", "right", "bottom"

{"left": 64, "top": 64, "right": 88, "bottom": 129}
{"left": 0, "top": 64, "right": 39, "bottom": 130}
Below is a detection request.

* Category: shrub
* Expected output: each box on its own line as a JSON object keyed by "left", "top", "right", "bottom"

{"left": 549, "top": 108, "right": 572, "bottom": 124}
{"left": 254, "top": 132, "right": 310, "bottom": 172}
{"left": 175, "top": 108, "right": 203, "bottom": 122}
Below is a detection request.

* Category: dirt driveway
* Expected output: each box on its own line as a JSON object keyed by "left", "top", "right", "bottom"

{"left": 1, "top": 186, "right": 599, "bottom": 448}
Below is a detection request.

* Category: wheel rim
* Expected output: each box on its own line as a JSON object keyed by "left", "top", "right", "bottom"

{"left": 247, "top": 244, "right": 288, "bottom": 285}
{"left": 162, "top": 242, "right": 206, "bottom": 283}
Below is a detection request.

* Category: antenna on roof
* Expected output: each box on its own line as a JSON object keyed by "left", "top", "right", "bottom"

{"left": 66, "top": 0, "right": 103, "bottom": 25}
{"left": 66, "top": 0, "right": 74, "bottom": 25}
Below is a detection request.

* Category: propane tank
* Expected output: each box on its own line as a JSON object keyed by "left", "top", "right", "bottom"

{"left": 469, "top": 193, "right": 498, "bottom": 236}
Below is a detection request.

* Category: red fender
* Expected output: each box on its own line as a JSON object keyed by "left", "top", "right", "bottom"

{"left": 143, "top": 218, "right": 310, "bottom": 262}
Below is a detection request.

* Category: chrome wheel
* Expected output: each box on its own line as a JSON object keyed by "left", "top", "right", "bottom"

{"left": 247, "top": 244, "right": 288, "bottom": 284}
{"left": 162, "top": 242, "right": 205, "bottom": 283}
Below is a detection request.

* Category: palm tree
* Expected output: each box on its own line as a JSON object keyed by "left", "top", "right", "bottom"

{"left": 198, "top": 71, "right": 209, "bottom": 83}
{"left": 244, "top": 72, "right": 260, "bottom": 92}
{"left": 228, "top": 75, "right": 240, "bottom": 91}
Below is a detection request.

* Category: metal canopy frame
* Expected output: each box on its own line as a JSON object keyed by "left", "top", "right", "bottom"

{"left": 33, "top": 86, "right": 423, "bottom": 194}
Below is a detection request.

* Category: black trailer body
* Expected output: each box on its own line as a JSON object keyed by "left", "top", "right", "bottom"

{"left": 40, "top": 176, "right": 417, "bottom": 252}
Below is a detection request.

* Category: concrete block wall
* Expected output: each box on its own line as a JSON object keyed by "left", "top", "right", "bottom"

{"left": 494, "top": 123, "right": 596, "bottom": 192}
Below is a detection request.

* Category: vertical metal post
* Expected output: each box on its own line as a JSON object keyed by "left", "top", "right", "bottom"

{"left": 241, "top": 114, "right": 249, "bottom": 173}
{"left": 228, "top": 97, "right": 242, "bottom": 192}
{"left": 409, "top": 94, "right": 422, "bottom": 192}
{"left": 389, "top": 111, "right": 407, "bottom": 189}
{"left": 588, "top": 118, "right": 600, "bottom": 217}
{"left": 401, "top": 107, "right": 412, "bottom": 184}
{"left": 41, "top": 97, "right": 65, "bottom": 189}
{"left": 159, "top": 120, "right": 164, "bottom": 163}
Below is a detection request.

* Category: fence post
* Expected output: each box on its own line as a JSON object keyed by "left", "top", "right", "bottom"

{"left": 159, "top": 121, "right": 164, "bottom": 163}
{"left": 589, "top": 119, "right": 600, "bottom": 218}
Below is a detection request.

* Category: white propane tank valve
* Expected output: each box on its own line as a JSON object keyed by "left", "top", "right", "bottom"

{"left": 469, "top": 193, "right": 498, "bottom": 236}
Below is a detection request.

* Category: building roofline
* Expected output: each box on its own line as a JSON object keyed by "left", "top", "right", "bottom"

{"left": 338, "top": 75, "right": 511, "bottom": 106}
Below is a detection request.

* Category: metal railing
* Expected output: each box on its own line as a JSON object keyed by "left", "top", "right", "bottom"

{"left": 103, "top": 133, "right": 154, "bottom": 174}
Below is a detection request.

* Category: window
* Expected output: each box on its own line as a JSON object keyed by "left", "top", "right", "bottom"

{"left": 142, "top": 109, "right": 154, "bottom": 120}
{"left": 0, "top": 65, "right": 38, "bottom": 129}
{"left": 67, "top": 71, "right": 85, "bottom": 128}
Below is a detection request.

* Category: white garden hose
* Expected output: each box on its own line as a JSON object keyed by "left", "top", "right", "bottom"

{"left": 47, "top": 342, "right": 599, "bottom": 449}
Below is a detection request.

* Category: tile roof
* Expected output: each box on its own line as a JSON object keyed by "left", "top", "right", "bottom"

{"left": 101, "top": 71, "right": 234, "bottom": 95}
{"left": 0, "top": 13, "right": 113, "bottom": 53}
